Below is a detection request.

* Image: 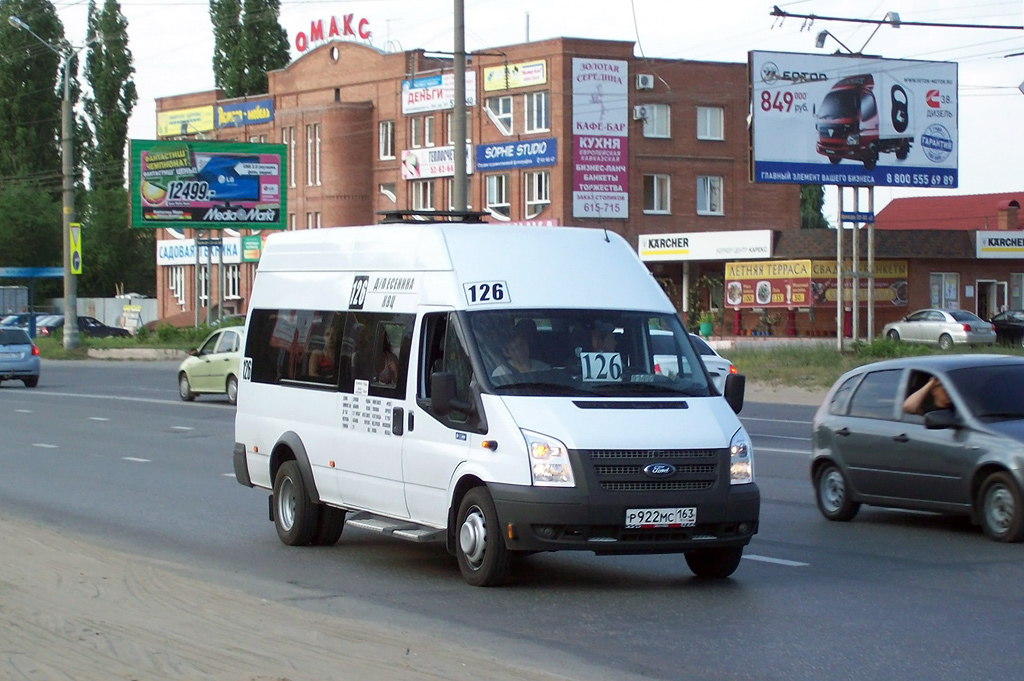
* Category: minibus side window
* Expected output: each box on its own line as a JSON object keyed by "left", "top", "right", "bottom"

{"left": 346, "top": 312, "right": 414, "bottom": 399}
{"left": 246, "top": 309, "right": 320, "bottom": 385}
{"left": 418, "top": 312, "right": 485, "bottom": 432}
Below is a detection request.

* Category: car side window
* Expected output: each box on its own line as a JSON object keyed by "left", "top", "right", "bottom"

{"left": 200, "top": 332, "right": 221, "bottom": 355}
{"left": 215, "top": 331, "right": 237, "bottom": 354}
{"left": 828, "top": 375, "right": 860, "bottom": 415}
{"left": 847, "top": 369, "right": 902, "bottom": 420}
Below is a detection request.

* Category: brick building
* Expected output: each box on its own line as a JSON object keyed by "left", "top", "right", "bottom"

{"left": 151, "top": 37, "right": 801, "bottom": 326}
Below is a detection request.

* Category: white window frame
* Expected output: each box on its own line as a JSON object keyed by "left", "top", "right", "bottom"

{"left": 288, "top": 213, "right": 296, "bottom": 231}
{"left": 412, "top": 180, "right": 434, "bottom": 210}
{"left": 305, "top": 124, "right": 313, "bottom": 186}
{"left": 486, "top": 174, "right": 510, "bottom": 218}
{"left": 445, "top": 177, "right": 472, "bottom": 210}
{"left": 306, "top": 212, "right": 313, "bottom": 230}
{"left": 168, "top": 265, "right": 186, "bottom": 306}
{"left": 225, "top": 264, "right": 241, "bottom": 299}
{"left": 199, "top": 266, "right": 210, "bottom": 306}
{"left": 642, "top": 104, "right": 671, "bottom": 138}
{"left": 697, "top": 106, "right": 724, "bottom": 140}
{"left": 283, "top": 126, "right": 296, "bottom": 188}
{"left": 424, "top": 115, "right": 435, "bottom": 147}
{"left": 314, "top": 123, "right": 321, "bottom": 185}
{"left": 446, "top": 112, "right": 472, "bottom": 144}
{"left": 524, "top": 171, "right": 550, "bottom": 218}
{"left": 697, "top": 175, "right": 723, "bottom": 215}
{"left": 930, "top": 272, "right": 960, "bottom": 310}
{"left": 524, "top": 91, "right": 549, "bottom": 133}
{"left": 485, "top": 96, "right": 513, "bottom": 136}
{"left": 411, "top": 117, "right": 422, "bottom": 148}
{"left": 380, "top": 183, "right": 397, "bottom": 204}
{"left": 643, "top": 174, "right": 671, "bottom": 214}
{"left": 379, "top": 121, "right": 396, "bottom": 159}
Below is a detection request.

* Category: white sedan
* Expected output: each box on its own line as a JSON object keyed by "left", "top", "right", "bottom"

{"left": 650, "top": 330, "right": 737, "bottom": 393}
{"left": 882, "top": 308, "right": 996, "bottom": 350}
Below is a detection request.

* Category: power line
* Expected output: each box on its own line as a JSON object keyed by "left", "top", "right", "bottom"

{"left": 770, "top": 5, "right": 1024, "bottom": 31}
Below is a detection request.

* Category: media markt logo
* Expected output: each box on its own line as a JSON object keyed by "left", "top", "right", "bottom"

{"left": 920, "top": 124, "right": 953, "bottom": 163}
{"left": 202, "top": 206, "right": 278, "bottom": 222}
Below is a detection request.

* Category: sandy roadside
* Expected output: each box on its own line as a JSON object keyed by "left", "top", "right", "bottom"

{"left": 746, "top": 381, "right": 827, "bottom": 407}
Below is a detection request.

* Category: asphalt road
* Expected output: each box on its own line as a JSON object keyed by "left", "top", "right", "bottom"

{"left": 3, "top": 360, "right": 1024, "bottom": 680}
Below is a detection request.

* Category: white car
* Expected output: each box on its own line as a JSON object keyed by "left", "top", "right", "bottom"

{"left": 650, "top": 330, "right": 736, "bottom": 393}
{"left": 882, "top": 308, "right": 996, "bottom": 350}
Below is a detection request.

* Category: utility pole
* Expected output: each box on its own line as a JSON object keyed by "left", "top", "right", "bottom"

{"left": 452, "top": 0, "right": 468, "bottom": 213}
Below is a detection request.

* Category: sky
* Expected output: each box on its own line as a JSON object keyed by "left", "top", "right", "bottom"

{"left": 44, "top": 0, "right": 1024, "bottom": 217}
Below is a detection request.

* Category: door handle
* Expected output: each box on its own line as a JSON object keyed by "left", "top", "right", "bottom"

{"left": 835, "top": 427, "right": 850, "bottom": 437}
{"left": 392, "top": 407, "right": 404, "bottom": 436}
{"left": 893, "top": 433, "right": 909, "bottom": 443}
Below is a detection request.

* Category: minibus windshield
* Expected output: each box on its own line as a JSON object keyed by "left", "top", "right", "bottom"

{"left": 467, "top": 309, "right": 714, "bottom": 398}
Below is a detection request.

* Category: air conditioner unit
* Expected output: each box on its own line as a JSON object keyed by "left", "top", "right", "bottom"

{"left": 632, "top": 105, "right": 649, "bottom": 121}
{"left": 636, "top": 74, "right": 655, "bottom": 90}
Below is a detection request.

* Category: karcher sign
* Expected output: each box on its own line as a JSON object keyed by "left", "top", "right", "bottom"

{"left": 977, "top": 231, "right": 1024, "bottom": 258}
{"left": 638, "top": 230, "right": 772, "bottom": 262}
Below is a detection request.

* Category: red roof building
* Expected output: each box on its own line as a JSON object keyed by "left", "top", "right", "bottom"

{"left": 876, "top": 192, "right": 1022, "bottom": 231}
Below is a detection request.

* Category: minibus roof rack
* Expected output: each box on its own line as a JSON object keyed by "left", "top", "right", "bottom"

{"left": 376, "top": 209, "right": 491, "bottom": 224}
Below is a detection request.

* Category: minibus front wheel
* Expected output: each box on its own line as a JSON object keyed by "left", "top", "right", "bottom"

{"left": 456, "top": 487, "right": 511, "bottom": 587}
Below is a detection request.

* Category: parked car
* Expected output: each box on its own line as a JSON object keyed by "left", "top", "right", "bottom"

{"left": 0, "top": 312, "right": 52, "bottom": 334}
{"left": 177, "top": 326, "right": 244, "bottom": 405}
{"left": 648, "top": 330, "right": 737, "bottom": 393}
{"left": 688, "top": 333, "right": 737, "bottom": 393}
{"left": 811, "top": 354, "right": 1024, "bottom": 542}
{"left": 881, "top": 308, "right": 996, "bottom": 350}
{"left": 988, "top": 309, "right": 1024, "bottom": 345}
{"left": 0, "top": 327, "right": 40, "bottom": 387}
{"left": 37, "top": 315, "right": 132, "bottom": 338}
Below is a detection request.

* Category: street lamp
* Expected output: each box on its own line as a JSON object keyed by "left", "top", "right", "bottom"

{"left": 8, "top": 15, "right": 80, "bottom": 349}
{"left": 815, "top": 11, "right": 900, "bottom": 55}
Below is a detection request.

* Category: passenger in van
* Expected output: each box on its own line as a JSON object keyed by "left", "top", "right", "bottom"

{"left": 308, "top": 322, "right": 341, "bottom": 378}
{"left": 591, "top": 321, "right": 618, "bottom": 353}
{"left": 491, "top": 322, "right": 550, "bottom": 378}
{"left": 903, "top": 374, "right": 953, "bottom": 415}
{"left": 376, "top": 335, "right": 399, "bottom": 386}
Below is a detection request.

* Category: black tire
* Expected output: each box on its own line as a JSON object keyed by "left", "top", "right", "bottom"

{"left": 815, "top": 463, "right": 860, "bottom": 521}
{"left": 226, "top": 375, "right": 238, "bottom": 405}
{"left": 938, "top": 334, "right": 954, "bottom": 351}
{"left": 887, "top": 329, "right": 900, "bottom": 341}
{"left": 829, "top": 157, "right": 842, "bottom": 165}
{"left": 273, "top": 460, "right": 320, "bottom": 546}
{"left": 863, "top": 156, "right": 877, "bottom": 171}
{"left": 23, "top": 376, "right": 38, "bottom": 388}
{"left": 684, "top": 547, "right": 743, "bottom": 579}
{"left": 979, "top": 472, "right": 1024, "bottom": 542}
{"left": 311, "top": 506, "right": 346, "bottom": 546}
{"left": 895, "top": 141, "right": 910, "bottom": 160}
{"left": 178, "top": 372, "right": 195, "bottom": 401}
{"left": 455, "top": 487, "right": 511, "bottom": 587}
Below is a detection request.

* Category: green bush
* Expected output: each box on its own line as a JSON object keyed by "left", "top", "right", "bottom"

{"left": 155, "top": 323, "right": 178, "bottom": 342}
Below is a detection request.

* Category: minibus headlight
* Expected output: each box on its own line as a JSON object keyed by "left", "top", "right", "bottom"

{"left": 730, "top": 429, "right": 753, "bottom": 485}
{"left": 522, "top": 430, "right": 575, "bottom": 487}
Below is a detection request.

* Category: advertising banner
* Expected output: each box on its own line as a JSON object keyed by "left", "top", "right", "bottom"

{"left": 401, "top": 145, "right": 474, "bottom": 179}
{"left": 749, "top": 51, "right": 958, "bottom": 188}
{"left": 483, "top": 60, "right": 547, "bottom": 91}
{"left": 810, "top": 260, "right": 909, "bottom": 306}
{"left": 639, "top": 230, "right": 773, "bottom": 262}
{"left": 156, "top": 237, "right": 243, "bottom": 265}
{"left": 402, "top": 72, "right": 477, "bottom": 114}
{"left": 241, "top": 235, "right": 264, "bottom": 262}
{"left": 572, "top": 58, "right": 629, "bottom": 219}
{"left": 216, "top": 98, "right": 274, "bottom": 128}
{"left": 130, "top": 140, "right": 287, "bottom": 230}
{"left": 157, "top": 106, "right": 215, "bottom": 137}
{"left": 725, "top": 259, "right": 812, "bottom": 308}
{"left": 977, "top": 231, "right": 1024, "bottom": 259}
{"left": 475, "top": 138, "right": 556, "bottom": 171}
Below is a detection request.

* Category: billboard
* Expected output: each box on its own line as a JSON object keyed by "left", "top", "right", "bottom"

{"left": 400, "top": 145, "right": 474, "bottom": 180}
{"left": 483, "top": 60, "right": 547, "bottom": 91}
{"left": 130, "top": 140, "right": 287, "bottom": 229}
{"left": 157, "top": 106, "right": 215, "bottom": 137}
{"left": 216, "top": 99, "right": 274, "bottom": 128}
{"left": 749, "top": 51, "right": 958, "bottom": 188}
{"left": 475, "top": 138, "right": 556, "bottom": 171}
{"left": 401, "top": 72, "right": 477, "bottom": 114}
{"left": 571, "top": 58, "right": 629, "bottom": 219}
{"left": 725, "top": 259, "right": 812, "bottom": 308}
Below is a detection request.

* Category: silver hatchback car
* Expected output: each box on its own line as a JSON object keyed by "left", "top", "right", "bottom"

{"left": 0, "top": 327, "right": 40, "bottom": 387}
{"left": 882, "top": 308, "right": 996, "bottom": 350}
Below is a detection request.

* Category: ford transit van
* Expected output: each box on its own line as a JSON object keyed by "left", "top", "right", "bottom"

{"left": 233, "top": 216, "right": 759, "bottom": 586}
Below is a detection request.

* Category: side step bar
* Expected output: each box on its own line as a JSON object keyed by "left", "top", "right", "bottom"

{"left": 346, "top": 511, "right": 445, "bottom": 543}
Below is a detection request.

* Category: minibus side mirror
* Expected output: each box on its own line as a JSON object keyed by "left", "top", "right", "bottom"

{"left": 724, "top": 373, "right": 745, "bottom": 414}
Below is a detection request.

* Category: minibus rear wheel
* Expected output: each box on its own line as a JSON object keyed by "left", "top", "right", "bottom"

{"left": 273, "top": 460, "right": 320, "bottom": 546}
{"left": 456, "top": 487, "right": 511, "bottom": 587}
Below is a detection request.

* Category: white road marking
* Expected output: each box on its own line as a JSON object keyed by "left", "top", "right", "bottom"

{"left": 171, "top": 426, "right": 194, "bottom": 431}
{"left": 750, "top": 433, "right": 811, "bottom": 442}
{"left": 743, "top": 417, "right": 812, "bottom": 425}
{"left": 754, "top": 446, "right": 809, "bottom": 455}
{"left": 744, "top": 554, "right": 809, "bottom": 567}
{"left": 223, "top": 473, "right": 235, "bottom": 477}
{"left": 32, "top": 443, "right": 58, "bottom": 449}
{"left": 88, "top": 417, "right": 110, "bottom": 421}
{"left": 122, "top": 457, "right": 150, "bottom": 463}
{"left": 16, "top": 409, "right": 32, "bottom": 413}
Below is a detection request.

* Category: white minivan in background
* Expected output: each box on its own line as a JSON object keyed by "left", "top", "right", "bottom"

{"left": 233, "top": 215, "right": 759, "bottom": 586}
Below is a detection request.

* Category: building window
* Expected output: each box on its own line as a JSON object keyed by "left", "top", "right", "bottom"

{"left": 424, "top": 115, "right": 435, "bottom": 147}
{"left": 306, "top": 212, "right": 313, "bottom": 230}
{"left": 446, "top": 112, "right": 472, "bottom": 144}
{"left": 314, "top": 123, "right": 321, "bottom": 185}
{"left": 282, "top": 127, "right": 296, "bottom": 187}
{"left": 249, "top": 134, "right": 266, "bottom": 143}
{"left": 225, "top": 264, "right": 240, "bottom": 299}
{"left": 1012, "top": 273, "right": 1024, "bottom": 311}
{"left": 289, "top": 213, "right": 296, "bottom": 231}
{"left": 305, "top": 124, "right": 315, "bottom": 186}
{"left": 524, "top": 91, "right": 549, "bottom": 133}
{"left": 485, "top": 96, "right": 513, "bottom": 135}
{"left": 169, "top": 265, "right": 186, "bottom": 306}
{"left": 643, "top": 104, "right": 670, "bottom": 138}
{"left": 412, "top": 180, "right": 434, "bottom": 210}
{"left": 697, "top": 106, "right": 724, "bottom": 140}
{"left": 930, "top": 273, "right": 960, "bottom": 309}
{"left": 445, "top": 177, "right": 472, "bottom": 209}
{"left": 380, "top": 183, "right": 397, "bottom": 204}
{"left": 486, "top": 174, "right": 510, "bottom": 218}
{"left": 379, "top": 121, "right": 395, "bottom": 159}
{"left": 697, "top": 175, "right": 723, "bottom": 215}
{"left": 316, "top": 212, "right": 321, "bottom": 229}
{"left": 199, "top": 266, "right": 209, "bottom": 306}
{"left": 643, "top": 174, "right": 670, "bottom": 213}
{"left": 524, "top": 171, "right": 550, "bottom": 218}
{"left": 411, "top": 117, "right": 422, "bottom": 148}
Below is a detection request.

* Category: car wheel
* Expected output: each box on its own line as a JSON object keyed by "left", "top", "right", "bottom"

{"left": 815, "top": 464, "right": 860, "bottom": 521}
{"left": 178, "top": 372, "right": 195, "bottom": 401}
{"left": 938, "top": 334, "right": 954, "bottom": 351}
{"left": 979, "top": 472, "right": 1024, "bottom": 542}
{"left": 23, "top": 376, "right": 38, "bottom": 388}
{"left": 685, "top": 547, "right": 743, "bottom": 579}
{"left": 456, "top": 487, "right": 511, "bottom": 587}
{"left": 273, "top": 460, "right": 320, "bottom": 546}
{"left": 226, "top": 375, "right": 238, "bottom": 405}
{"left": 887, "top": 329, "right": 900, "bottom": 341}
{"left": 310, "top": 506, "right": 346, "bottom": 546}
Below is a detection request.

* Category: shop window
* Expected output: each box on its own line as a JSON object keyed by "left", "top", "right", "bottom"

{"left": 930, "top": 272, "right": 960, "bottom": 310}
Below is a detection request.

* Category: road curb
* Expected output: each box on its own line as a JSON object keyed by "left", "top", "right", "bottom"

{"left": 86, "top": 348, "right": 188, "bottom": 361}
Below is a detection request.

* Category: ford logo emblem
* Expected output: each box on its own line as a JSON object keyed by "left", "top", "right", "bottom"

{"left": 643, "top": 463, "right": 676, "bottom": 477}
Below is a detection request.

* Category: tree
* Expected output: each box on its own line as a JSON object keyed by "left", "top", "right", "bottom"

{"left": 800, "top": 184, "right": 831, "bottom": 229}
{"left": 210, "top": 0, "right": 289, "bottom": 97}
{"left": 79, "top": 186, "right": 155, "bottom": 296}
{"left": 0, "top": 182, "right": 63, "bottom": 298}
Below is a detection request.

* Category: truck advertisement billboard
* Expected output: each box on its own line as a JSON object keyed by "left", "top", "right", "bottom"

{"left": 749, "top": 51, "right": 958, "bottom": 188}
{"left": 129, "top": 140, "right": 287, "bottom": 229}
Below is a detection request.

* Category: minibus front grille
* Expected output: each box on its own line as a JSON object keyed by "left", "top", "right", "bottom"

{"left": 594, "top": 464, "right": 716, "bottom": 476}
{"left": 590, "top": 449, "right": 717, "bottom": 459}
{"left": 577, "top": 448, "right": 724, "bottom": 492}
{"left": 600, "top": 480, "right": 714, "bottom": 492}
